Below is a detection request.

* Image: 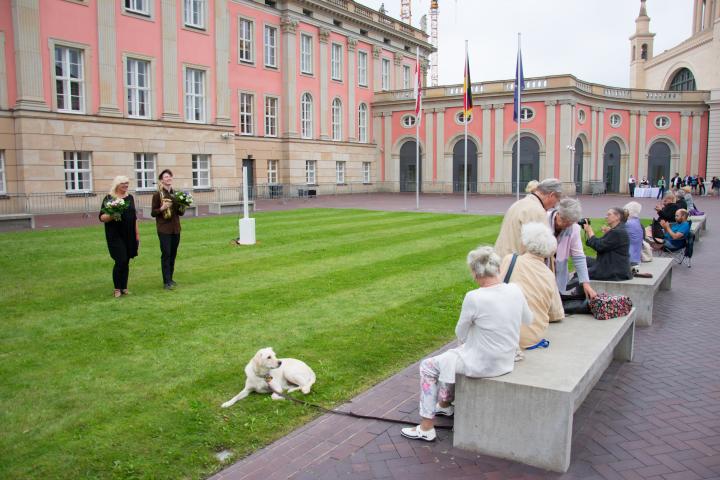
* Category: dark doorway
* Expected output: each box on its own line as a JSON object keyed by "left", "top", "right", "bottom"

{"left": 242, "top": 158, "right": 255, "bottom": 199}
{"left": 453, "top": 139, "right": 478, "bottom": 192}
{"left": 603, "top": 141, "right": 621, "bottom": 193}
{"left": 574, "top": 138, "right": 584, "bottom": 194}
{"left": 400, "top": 141, "right": 422, "bottom": 192}
{"left": 511, "top": 137, "right": 540, "bottom": 194}
{"left": 647, "top": 142, "right": 671, "bottom": 186}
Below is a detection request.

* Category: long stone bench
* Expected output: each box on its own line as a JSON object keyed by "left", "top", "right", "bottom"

{"left": 208, "top": 201, "right": 254, "bottom": 215}
{"left": 689, "top": 215, "right": 706, "bottom": 232}
{"left": 589, "top": 257, "right": 672, "bottom": 327}
{"left": 0, "top": 214, "right": 35, "bottom": 231}
{"left": 454, "top": 309, "right": 636, "bottom": 473}
{"left": 690, "top": 221, "right": 702, "bottom": 241}
{"left": 141, "top": 205, "right": 198, "bottom": 218}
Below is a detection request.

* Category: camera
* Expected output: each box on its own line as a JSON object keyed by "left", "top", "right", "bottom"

{"left": 577, "top": 218, "right": 591, "bottom": 227}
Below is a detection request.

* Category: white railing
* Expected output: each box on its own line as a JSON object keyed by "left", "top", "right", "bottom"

{"left": 603, "top": 88, "right": 631, "bottom": 98}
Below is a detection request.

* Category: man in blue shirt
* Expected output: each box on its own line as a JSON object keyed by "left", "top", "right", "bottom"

{"left": 660, "top": 209, "right": 690, "bottom": 250}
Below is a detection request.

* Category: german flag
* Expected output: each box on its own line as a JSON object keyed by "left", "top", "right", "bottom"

{"left": 463, "top": 51, "right": 473, "bottom": 119}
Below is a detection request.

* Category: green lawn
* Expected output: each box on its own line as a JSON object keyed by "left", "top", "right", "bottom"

{"left": 0, "top": 208, "right": 504, "bottom": 480}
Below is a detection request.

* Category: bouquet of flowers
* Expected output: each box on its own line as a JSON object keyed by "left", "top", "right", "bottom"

{"left": 102, "top": 197, "right": 128, "bottom": 221}
{"left": 173, "top": 191, "right": 193, "bottom": 216}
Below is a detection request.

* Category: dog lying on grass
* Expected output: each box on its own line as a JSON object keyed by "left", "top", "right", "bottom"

{"left": 221, "top": 347, "right": 316, "bottom": 408}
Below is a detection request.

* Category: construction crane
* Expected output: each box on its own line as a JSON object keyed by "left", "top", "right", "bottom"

{"left": 430, "top": 0, "right": 438, "bottom": 86}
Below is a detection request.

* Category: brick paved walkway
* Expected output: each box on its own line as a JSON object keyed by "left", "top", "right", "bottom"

{"left": 209, "top": 196, "right": 720, "bottom": 480}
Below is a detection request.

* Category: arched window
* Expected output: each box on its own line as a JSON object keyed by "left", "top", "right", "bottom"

{"left": 669, "top": 68, "right": 697, "bottom": 91}
{"left": 641, "top": 44, "right": 648, "bottom": 60}
{"left": 331, "top": 98, "right": 342, "bottom": 141}
{"left": 358, "top": 103, "right": 368, "bottom": 143}
{"left": 301, "top": 93, "right": 313, "bottom": 139}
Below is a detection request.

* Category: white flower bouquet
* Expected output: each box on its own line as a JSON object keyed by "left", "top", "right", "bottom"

{"left": 102, "top": 197, "right": 128, "bottom": 221}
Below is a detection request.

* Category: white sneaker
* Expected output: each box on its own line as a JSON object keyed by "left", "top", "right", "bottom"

{"left": 434, "top": 403, "right": 454, "bottom": 417}
{"left": 400, "top": 425, "right": 437, "bottom": 442}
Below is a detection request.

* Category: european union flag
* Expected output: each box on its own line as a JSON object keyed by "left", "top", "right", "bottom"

{"left": 513, "top": 47, "right": 525, "bottom": 123}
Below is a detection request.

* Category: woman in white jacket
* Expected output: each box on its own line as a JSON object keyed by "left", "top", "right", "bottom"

{"left": 400, "top": 246, "right": 533, "bottom": 442}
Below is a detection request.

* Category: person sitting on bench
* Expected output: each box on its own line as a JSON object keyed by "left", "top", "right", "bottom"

{"left": 646, "top": 209, "right": 690, "bottom": 251}
{"left": 582, "top": 207, "right": 632, "bottom": 281}
{"left": 400, "top": 246, "right": 532, "bottom": 443}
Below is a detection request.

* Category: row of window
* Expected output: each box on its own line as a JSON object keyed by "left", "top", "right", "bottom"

{"left": 577, "top": 109, "right": 672, "bottom": 129}
{"left": 302, "top": 160, "right": 372, "bottom": 185}
{"left": 124, "top": 0, "right": 206, "bottom": 29}
{"left": 299, "top": 94, "right": 369, "bottom": 142}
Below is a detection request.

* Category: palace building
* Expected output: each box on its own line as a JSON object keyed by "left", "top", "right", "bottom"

{"left": 0, "top": 0, "right": 714, "bottom": 211}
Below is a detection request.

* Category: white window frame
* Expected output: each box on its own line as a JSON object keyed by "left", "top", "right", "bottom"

{"left": 267, "top": 159, "right": 278, "bottom": 184}
{"left": 124, "top": 0, "right": 150, "bottom": 16}
{"left": 520, "top": 106, "right": 534, "bottom": 122}
{"left": 305, "top": 160, "right": 317, "bottom": 185}
{"left": 192, "top": 154, "right": 211, "bottom": 188}
{"left": 184, "top": 0, "right": 206, "bottom": 30}
{"left": 264, "top": 24, "right": 277, "bottom": 68}
{"left": 358, "top": 50, "right": 368, "bottom": 87}
{"left": 655, "top": 115, "right": 671, "bottom": 129}
{"left": 53, "top": 44, "right": 86, "bottom": 114}
{"left": 63, "top": 151, "right": 92, "bottom": 193}
{"left": 401, "top": 114, "right": 416, "bottom": 128}
{"left": 578, "top": 109, "right": 586, "bottom": 124}
{"left": 0, "top": 151, "right": 6, "bottom": 195}
{"left": 331, "top": 43, "right": 343, "bottom": 81}
{"left": 362, "top": 161, "right": 371, "bottom": 184}
{"left": 358, "top": 103, "right": 368, "bottom": 143}
{"left": 238, "top": 17, "right": 254, "bottom": 64}
{"left": 331, "top": 98, "right": 342, "bottom": 141}
{"left": 264, "top": 95, "right": 279, "bottom": 137}
{"left": 455, "top": 111, "right": 473, "bottom": 125}
{"left": 403, "top": 64, "right": 411, "bottom": 89}
{"left": 184, "top": 66, "right": 207, "bottom": 123}
{"left": 134, "top": 152, "right": 156, "bottom": 191}
{"left": 300, "top": 34, "right": 313, "bottom": 75}
{"left": 125, "top": 57, "right": 151, "bottom": 119}
{"left": 381, "top": 58, "right": 390, "bottom": 90}
{"left": 301, "top": 92, "right": 313, "bottom": 139}
{"left": 609, "top": 113, "right": 622, "bottom": 128}
{"left": 336, "top": 161, "right": 346, "bottom": 184}
{"left": 239, "top": 92, "right": 254, "bottom": 136}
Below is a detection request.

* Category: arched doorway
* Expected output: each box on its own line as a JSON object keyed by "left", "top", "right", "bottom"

{"left": 511, "top": 137, "right": 540, "bottom": 194}
{"left": 648, "top": 142, "right": 671, "bottom": 186}
{"left": 574, "top": 138, "right": 584, "bottom": 194}
{"left": 452, "top": 139, "right": 478, "bottom": 193}
{"left": 603, "top": 140, "right": 621, "bottom": 193}
{"left": 399, "top": 140, "right": 422, "bottom": 192}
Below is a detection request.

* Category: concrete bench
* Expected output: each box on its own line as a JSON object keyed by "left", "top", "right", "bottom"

{"left": 689, "top": 215, "right": 706, "bottom": 232}
{"left": 589, "top": 257, "right": 672, "bottom": 327}
{"left": 141, "top": 205, "right": 198, "bottom": 218}
{"left": 208, "top": 201, "right": 254, "bottom": 215}
{"left": 0, "top": 214, "right": 35, "bottom": 231}
{"left": 454, "top": 309, "right": 636, "bottom": 473}
{"left": 690, "top": 221, "right": 702, "bottom": 241}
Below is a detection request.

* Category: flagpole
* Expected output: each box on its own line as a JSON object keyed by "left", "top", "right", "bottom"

{"left": 516, "top": 33, "right": 522, "bottom": 201}
{"left": 415, "top": 46, "right": 420, "bottom": 210}
{"left": 464, "top": 40, "right": 468, "bottom": 212}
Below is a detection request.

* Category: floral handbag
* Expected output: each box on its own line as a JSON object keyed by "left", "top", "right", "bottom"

{"left": 588, "top": 293, "right": 633, "bottom": 320}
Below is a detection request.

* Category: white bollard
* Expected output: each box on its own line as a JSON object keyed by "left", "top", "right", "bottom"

{"left": 238, "top": 165, "right": 256, "bottom": 245}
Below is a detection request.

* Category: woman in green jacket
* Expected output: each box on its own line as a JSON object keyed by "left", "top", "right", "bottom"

{"left": 656, "top": 176, "right": 666, "bottom": 199}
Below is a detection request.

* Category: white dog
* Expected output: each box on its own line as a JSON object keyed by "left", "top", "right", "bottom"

{"left": 221, "top": 347, "right": 316, "bottom": 408}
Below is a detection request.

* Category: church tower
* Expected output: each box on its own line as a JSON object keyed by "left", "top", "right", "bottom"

{"left": 629, "top": 0, "right": 655, "bottom": 88}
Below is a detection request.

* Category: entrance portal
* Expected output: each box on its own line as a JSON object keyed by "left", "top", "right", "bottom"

{"left": 452, "top": 139, "right": 478, "bottom": 192}
{"left": 400, "top": 141, "right": 422, "bottom": 192}
{"left": 511, "top": 137, "right": 540, "bottom": 194}
{"left": 603, "top": 141, "right": 621, "bottom": 193}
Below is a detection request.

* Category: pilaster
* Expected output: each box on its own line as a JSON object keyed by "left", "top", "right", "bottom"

{"left": 590, "top": 108, "right": 598, "bottom": 179}
{"left": 707, "top": 90, "right": 720, "bottom": 179}
{"left": 435, "top": 108, "right": 445, "bottom": 182}
{"left": 425, "top": 109, "right": 434, "bottom": 181}
{"left": 544, "top": 100, "right": 556, "bottom": 180}
{"left": 597, "top": 107, "right": 606, "bottom": 179}
{"left": 0, "top": 33, "right": 7, "bottom": 109}
{"left": 318, "top": 28, "right": 330, "bottom": 140}
{"left": 383, "top": 113, "right": 393, "bottom": 182}
{"left": 493, "top": 103, "right": 505, "bottom": 183}
{"left": 629, "top": 110, "right": 638, "bottom": 177}
{"left": 281, "top": 15, "right": 299, "bottom": 137}
{"left": 481, "top": 105, "right": 492, "bottom": 182}
{"left": 691, "top": 112, "right": 702, "bottom": 175}
{"left": 215, "top": 0, "right": 232, "bottom": 125}
{"left": 97, "top": 0, "right": 121, "bottom": 116}
{"left": 161, "top": 0, "right": 181, "bottom": 121}
{"left": 558, "top": 101, "right": 573, "bottom": 183}
{"left": 680, "top": 111, "right": 691, "bottom": 175}
{"left": 372, "top": 46, "right": 382, "bottom": 92}
{"left": 393, "top": 52, "right": 403, "bottom": 90}
{"left": 638, "top": 110, "right": 649, "bottom": 180}
{"left": 347, "top": 37, "right": 358, "bottom": 142}
{"left": 11, "top": 0, "right": 48, "bottom": 111}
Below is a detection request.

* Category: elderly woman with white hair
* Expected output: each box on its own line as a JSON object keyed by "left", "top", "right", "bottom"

{"left": 99, "top": 176, "right": 139, "bottom": 297}
{"left": 400, "top": 246, "right": 532, "bottom": 443}
{"left": 548, "top": 198, "right": 597, "bottom": 299}
{"left": 500, "top": 222, "right": 564, "bottom": 350}
{"left": 623, "top": 201, "right": 644, "bottom": 266}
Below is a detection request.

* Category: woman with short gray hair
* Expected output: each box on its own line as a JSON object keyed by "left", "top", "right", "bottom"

{"left": 401, "top": 246, "right": 532, "bottom": 443}
{"left": 623, "top": 201, "right": 644, "bottom": 265}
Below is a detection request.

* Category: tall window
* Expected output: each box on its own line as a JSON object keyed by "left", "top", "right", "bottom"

{"left": 358, "top": 50, "right": 368, "bottom": 87}
{"left": 336, "top": 161, "right": 346, "bottom": 184}
{"left": 403, "top": 65, "right": 411, "bottom": 89}
{"left": 331, "top": 43, "right": 343, "bottom": 81}
{"left": 669, "top": 68, "right": 697, "bottom": 91}
{"left": 358, "top": 103, "right": 368, "bottom": 143}
{"left": 300, "top": 34, "right": 313, "bottom": 74}
{"left": 55, "top": 46, "right": 84, "bottom": 113}
{"left": 126, "top": 58, "right": 150, "bottom": 118}
{"left": 192, "top": 154, "right": 211, "bottom": 188}
{"left": 362, "top": 161, "right": 371, "bottom": 184}
{"left": 381, "top": 58, "right": 390, "bottom": 90}
{"left": 305, "top": 160, "right": 316, "bottom": 184}
{"left": 239, "top": 92, "right": 254, "bottom": 135}
{"left": 184, "top": 68, "right": 206, "bottom": 123}
{"left": 134, "top": 153, "right": 156, "bottom": 190}
{"left": 264, "top": 25, "right": 277, "bottom": 68}
{"left": 267, "top": 159, "right": 278, "bottom": 184}
{"left": 301, "top": 93, "right": 313, "bottom": 139}
{"left": 0, "top": 151, "right": 6, "bottom": 195}
{"left": 239, "top": 19, "right": 254, "bottom": 63}
{"left": 331, "top": 98, "right": 342, "bottom": 141}
{"left": 125, "top": 0, "right": 149, "bottom": 15}
{"left": 264, "top": 96, "right": 278, "bottom": 137}
{"left": 184, "top": 0, "right": 205, "bottom": 29}
{"left": 64, "top": 151, "right": 92, "bottom": 193}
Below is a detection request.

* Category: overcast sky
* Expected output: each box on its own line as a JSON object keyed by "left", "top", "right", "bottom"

{"left": 356, "top": 0, "right": 692, "bottom": 88}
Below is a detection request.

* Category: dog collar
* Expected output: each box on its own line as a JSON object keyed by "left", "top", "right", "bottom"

{"left": 264, "top": 375, "right": 273, "bottom": 383}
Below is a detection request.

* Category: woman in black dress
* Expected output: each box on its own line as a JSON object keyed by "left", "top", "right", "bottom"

{"left": 581, "top": 207, "right": 632, "bottom": 281}
{"left": 99, "top": 176, "right": 139, "bottom": 297}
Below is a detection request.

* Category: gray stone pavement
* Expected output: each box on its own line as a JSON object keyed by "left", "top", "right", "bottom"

{"left": 207, "top": 195, "right": 720, "bottom": 480}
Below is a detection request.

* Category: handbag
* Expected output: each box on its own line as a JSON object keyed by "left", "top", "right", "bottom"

{"left": 588, "top": 293, "right": 633, "bottom": 320}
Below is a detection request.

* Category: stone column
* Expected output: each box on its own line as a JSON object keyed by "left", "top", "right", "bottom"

{"left": 281, "top": 15, "right": 299, "bottom": 137}
{"left": 435, "top": 108, "right": 446, "bottom": 184}
{"left": 11, "top": 0, "right": 48, "bottom": 111}
{"left": 694, "top": 0, "right": 703, "bottom": 33}
{"left": 590, "top": 108, "right": 598, "bottom": 180}
{"left": 97, "top": 0, "right": 121, "bottom": 116}
{"left": 393, "top": 52, "right": 403, "bottom": 90}
{"left": 559, "top": 100, "right": 573, "bottom": 183}
{"left": 372, "top": 46, "right": 382, "bottom": 92}
{"left": 347, "top": 37, "right": 358, "bottom": 142}
{"left": 707, "top": 91, "right": 720, "bottom": 179}
{"left": 383, "top": 112, "right": 393, "bottom": 184}
{"left": 629, "top": 110, "right": 638, "bottom": 177}
{"left": 481, "top": 105, "right": 492, "bottom": 183}
{"left": 680, "top": 111, "right": 691, "bottom": 174}
{"left": 0, "top": 32, "right": 7, "bottom": 109}
{"left": 425, "top": 109, "right": 434, "bottom": 183}
{"left": 493, "top": 104, "right": 505, "bottom": 184}
{"left": 638, "top": 110, "right": 649, "bottom": 180}
{"left": 372, "top": 112, "right": 382, "bottom": 179}
{"left": 691, "top": 112, "right": 702, "bottom": 175}
{"left": 161, "top": 0, "right": 181, "bottom": 121}
{"left": 544, "top": 100, "right": 557, "bottom": 180}
{"left": 318, "top": 28, "right": 330, "bottom": 140}
{"left": 215, "top": 0, "right": 232, "bottom": 125}
{"left": 705, "top": 0, "right": 714, "bottom": 29}
{"left": 596, "top": 107, "right": 605, "bottom": 180}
